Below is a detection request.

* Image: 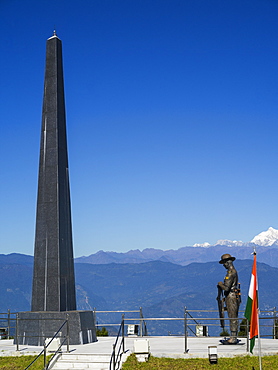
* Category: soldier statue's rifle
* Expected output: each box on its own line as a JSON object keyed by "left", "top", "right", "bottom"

{"left": 217, "top": 285, "right": 225, "bottom": 329}
{"left": 235, "top": 282, "right": 241, "bottom": 305}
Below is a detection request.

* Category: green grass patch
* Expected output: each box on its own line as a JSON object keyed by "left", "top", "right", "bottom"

{"left": 122, "top": 353, "right": 278, "bottom": 369}
{"left": 0, "top": 355, "right": 52, "bottom": 370}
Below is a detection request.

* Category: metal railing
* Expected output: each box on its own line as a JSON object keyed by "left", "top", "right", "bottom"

{"left": 0, "top": 306, "right": 276, "bottom": 366}
{"left": 94, "top": 306, "right": 278, "bottom": 356}
{"left": 95, "top": 308, "right": 147, "bottom": 370}
{"left": 24, "top": 317, "right": 70, "bottom": 370}
{"left": 15, "top": 314, "right": 70, "bottom": 350}
{"left": 94, "top": 307, "right": 147, "bottom": 337}
{"left": 110, "top": 315, "right": 125, "bottom": 370}
{"left": 185, "top": 308, "right": 278, "bottom": 338}
{"left": 0, "top": 310, "right": 16, "bottom": 338}
{"left": 183, "top": 308, "right": 248, "bottom": 352}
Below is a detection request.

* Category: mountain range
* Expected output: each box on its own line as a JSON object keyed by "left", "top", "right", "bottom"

{"left": 75, "top": 227, "right": 278, "bottom": 268}
{"left": 75, "top": 245, "right": 278, "bottom": 267}
{"left": 1, "top": 227, "right": 278, "bottom": 336}
{"left": 0, "top": 254, "right": 277, "bottom": 336}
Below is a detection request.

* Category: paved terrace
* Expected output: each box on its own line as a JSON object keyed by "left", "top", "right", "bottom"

{"left": 0, "top": 336, "right": 277, "bottom": 359}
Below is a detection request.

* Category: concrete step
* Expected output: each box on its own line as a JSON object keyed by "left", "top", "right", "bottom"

{"left": 51, "top": 353, "right": 111, "bottom": 370}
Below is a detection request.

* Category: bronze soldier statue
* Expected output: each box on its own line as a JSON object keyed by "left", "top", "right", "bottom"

{"left": 217, "top": 253, "right": 241, "bottom": 344}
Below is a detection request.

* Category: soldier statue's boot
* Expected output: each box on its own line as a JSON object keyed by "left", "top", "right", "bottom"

{"left": 227, "top": 331, "right": 238, "bottom": 344}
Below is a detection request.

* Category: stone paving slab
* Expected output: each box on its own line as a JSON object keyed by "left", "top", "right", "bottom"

{"left": 0, "top": 336, "right": 277, "bottom": 359}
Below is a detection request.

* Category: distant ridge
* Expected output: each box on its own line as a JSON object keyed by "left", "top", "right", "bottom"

{"left": 75, "top": 227, "right": 278, "bottom": 267}
{"left": 75, "top": 245, "right": 278, "bottom": 267}
{"left": 0, "top": 256, "right": 277, "bottom": 336}
{"left": 0, "top": 253, "right": 33, "bottom": 265}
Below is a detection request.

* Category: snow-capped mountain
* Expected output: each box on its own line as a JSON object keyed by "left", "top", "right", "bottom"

{"left": 192, "top": 227, "right": 278, "bottom": 248}
{"left": 75, "top": 226, "right": 278, "bottom": 267}
{"left": 250, "top": 227, "right": 278, "bottom": 246}
{"left": 193, "top": 242, "right": 210, "bottom": 248}
{"left": 214, "top": 239, "right": 244, "bottom": 247}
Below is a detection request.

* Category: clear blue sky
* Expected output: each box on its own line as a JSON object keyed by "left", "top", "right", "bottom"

{"left": 1, "top": 0, "right": 278, "bottom": 257}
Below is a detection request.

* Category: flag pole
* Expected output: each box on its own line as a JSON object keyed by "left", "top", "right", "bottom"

{"left": 257, "top": 308, "right": 262, "bottom": 370}
{"left": 254, "top": 247, "right": 262, "bottom": 370}
{"left": 244, "top": 246, "right": 262, "bottom": 368}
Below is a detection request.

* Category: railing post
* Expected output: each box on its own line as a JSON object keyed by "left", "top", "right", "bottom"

{"left": 184, "top": 307, "right": 187, "bottom": 353}
{"left": 122, "top": 314, "right": 125, "bottom": 353}
{"left": 66, "top": 314, "right": 70, "bottom": 353}
{"left": 43, "top": 343, "right": 47, "bottom": 370}
{"left": 140, "top": 307, "right": 143, "bottom": 337}
{"left": 93, "top": 307, "right": 97, "bottom": 328}
{"left": 273, "top": 307, "right": 276, "bottom": 339}
{"left": 7, "top": 309, "right": 10, "bottom": 339}
{"left": 112, "top": 343, "right": 116, "bottom": 370}
{"left": 16, "top": 313, "right": 19, "bottom": 351}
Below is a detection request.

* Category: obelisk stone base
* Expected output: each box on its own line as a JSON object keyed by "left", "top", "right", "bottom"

{"left": 15, "top": 311, "right": 97, "bottom": 346}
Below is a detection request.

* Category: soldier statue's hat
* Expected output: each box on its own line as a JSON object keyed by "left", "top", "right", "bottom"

{"left": 219, "top": 253, "right": 236, "bottom": 264}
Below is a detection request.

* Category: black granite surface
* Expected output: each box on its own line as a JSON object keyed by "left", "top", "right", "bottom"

{"left": 31, "top": 35, "right": 76, "bottom": 312}
{"left": 15, "top": 311, "right": 97, "bottom": 345}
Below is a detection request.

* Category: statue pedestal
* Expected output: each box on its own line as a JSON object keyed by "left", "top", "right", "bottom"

{"left": 15, "top": 311, "right": 97, "bottom": 346}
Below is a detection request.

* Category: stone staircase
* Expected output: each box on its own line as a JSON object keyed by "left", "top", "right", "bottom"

{"left": 50, "top": 353, "right": 112, "bottom": 370}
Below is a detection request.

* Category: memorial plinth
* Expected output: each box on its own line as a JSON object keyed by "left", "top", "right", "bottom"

{"left": 16, "top": 311, "right": 96, "bottom": 346}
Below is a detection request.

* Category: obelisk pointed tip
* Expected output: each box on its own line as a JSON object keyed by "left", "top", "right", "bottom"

{"left": 47, "top": 29, "right": 60, "bottom": 40}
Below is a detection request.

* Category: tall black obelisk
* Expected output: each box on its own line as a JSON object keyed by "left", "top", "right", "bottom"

{"left": 16, "top": 33, "right": 96, "bottom": 346}
{"left": 31, "top": 32, "right": 76, "bottom": 312}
